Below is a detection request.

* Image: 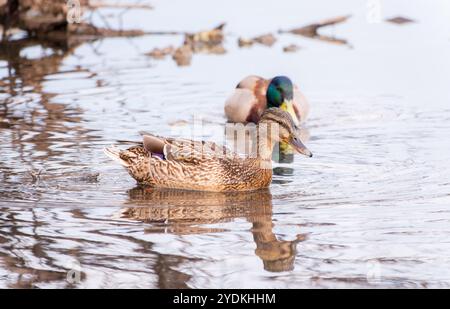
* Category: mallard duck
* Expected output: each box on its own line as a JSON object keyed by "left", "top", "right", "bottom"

{"left": 104, "top": 108, "right": 312, "bottom": 192}
{"left": 224, "top": 75, "right": 309, "bottom": 125}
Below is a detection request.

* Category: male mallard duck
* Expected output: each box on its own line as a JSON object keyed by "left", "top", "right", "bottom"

{"left": 104, "top": 109, "right": 312, "bottom": 192}
{"left": 224, "top": 75, "right": 309, "bottom": 125}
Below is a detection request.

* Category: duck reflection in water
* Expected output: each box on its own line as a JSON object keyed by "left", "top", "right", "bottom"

{"left": 122, "top": 187, "right": 306, "bottom": 272}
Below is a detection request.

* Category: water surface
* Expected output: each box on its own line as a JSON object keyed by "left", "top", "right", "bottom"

{"left": 1, "top": 0, "right": 450, "bottom": 288}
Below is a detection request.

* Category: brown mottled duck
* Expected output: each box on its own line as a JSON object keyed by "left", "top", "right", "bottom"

{"left": 104, "top": 108, "right": 312, "bottom": 192}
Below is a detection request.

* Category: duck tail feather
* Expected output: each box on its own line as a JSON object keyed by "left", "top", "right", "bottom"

{"left": 104, "top": 146, "right": 130, "bottom": 167}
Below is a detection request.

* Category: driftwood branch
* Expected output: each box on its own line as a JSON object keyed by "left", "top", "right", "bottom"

{"left": 87, "top": 1, "right": 153, "bottom": 10}
{"left": 0, "top": 0, "right": 154, "bottom": 41}
{"left": 281, "top": 15, "right": 351, "bottom": 37}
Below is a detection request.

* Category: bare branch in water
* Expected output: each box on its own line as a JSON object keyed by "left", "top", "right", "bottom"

{"left": 87, "top": 1, "right": 153, "bottom": 11}
{"left": 0, "top": 0, "right": 154, "bottom": 41}
{"left": 279, "top": 15, "right": 352, "bottom": 46}
{"left": 282, "top": 15, "right": 351, "bottom": 37}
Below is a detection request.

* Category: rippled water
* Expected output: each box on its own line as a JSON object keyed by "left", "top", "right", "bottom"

{"left": 1, "top": 0, "right": 450, "bottom": 288}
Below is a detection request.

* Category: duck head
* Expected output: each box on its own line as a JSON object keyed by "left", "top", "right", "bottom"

{"left": 260, "top": 108, "right": 312, "bottom": 158}
{"left": 266, "top": 76, "right": 299, "bottom": 126}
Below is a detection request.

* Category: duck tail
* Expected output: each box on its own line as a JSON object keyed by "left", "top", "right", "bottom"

{"left": 104, "top": 146, "right": 130, "bottom": 167}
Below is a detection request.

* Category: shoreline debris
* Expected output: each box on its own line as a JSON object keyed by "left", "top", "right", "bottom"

{"left": 282, "top": 15, "right": 351, "bottom": 37}
{"left": 0, "top": 0, "right": 148, "bottom": 42}
{"left": 386, "top": 16, "right": 415, "bottom": 25}
{"left": 147, "top": 23, "right": 226, "bottom": 66}
{"left": 238, "top": 37, "right": 254, "bottom": 47}
{"left": 238, "top": 33, "right": 277, "bottom": 48}
{"left": 280, "top": 15, "right": 351, "bottom": 46}
{"left": 253, "top": 33, "right": 276, "bottom": 46}
{"left": 184, "top": 23, "right": 226, "bottom": 54}
{"left": 146, "top": 46, "right": 175, "bottom": 59}
{"left": 283, "top": 44, "right": 300, "bottom": 53}
{"left": 87, "top": 1, "right": 153, "bottom": 10}
{"left": 172, "top": 44, "right": 193, "bottom": 66}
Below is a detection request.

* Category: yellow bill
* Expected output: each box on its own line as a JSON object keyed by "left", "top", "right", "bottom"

{"left": 280, "top": 100, "right": 300, "bottom": 126}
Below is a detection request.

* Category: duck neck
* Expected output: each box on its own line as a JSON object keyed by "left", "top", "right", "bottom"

{"left": 256, "top": 122, "right": 277, "bottom": 161}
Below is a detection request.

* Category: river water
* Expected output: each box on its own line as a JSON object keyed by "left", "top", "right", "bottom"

{"left": 1, "top": 0, "right": 450, "bottom": 288}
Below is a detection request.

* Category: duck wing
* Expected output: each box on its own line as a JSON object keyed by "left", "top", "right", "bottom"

{"left": 140, "top": 132, "right": 234, "bottom": 164}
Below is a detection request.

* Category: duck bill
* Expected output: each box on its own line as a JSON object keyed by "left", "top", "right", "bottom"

{"left": 290, "top": 138, "right": 313, "bottom": 158}
{"left": 280, "top": 100, "right": 300, "bottom": 126}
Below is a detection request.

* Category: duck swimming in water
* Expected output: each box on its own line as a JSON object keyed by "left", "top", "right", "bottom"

{"left": 104, "top": 108, "right": 312, "bottom": 192}
{"left": 224, "top": 75, "right": 309, "bottom": 125}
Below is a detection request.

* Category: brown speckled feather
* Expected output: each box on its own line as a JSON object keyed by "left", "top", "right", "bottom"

{"left": 106, "top": 133, "right": 272, "bottom": 192}
{"left": 105, "top": 109, "right": 311, "bottom": 192}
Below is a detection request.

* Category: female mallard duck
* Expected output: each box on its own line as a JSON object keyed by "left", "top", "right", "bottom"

{"left": 224, "top": 75, "right": 309, "bottom": 125}
{"left": 105, "top": 109, "right": 312, "bottom": 192}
